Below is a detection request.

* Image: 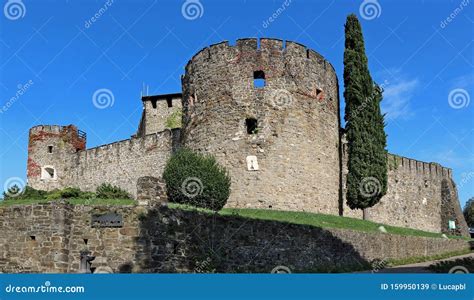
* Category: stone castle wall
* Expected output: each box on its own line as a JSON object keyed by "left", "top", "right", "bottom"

{"left": 341, "top": 140, "right": 468, "bottom": 235}
{"left": 138, "top": 96, "right": 182, "bottom": 136}
{"left": 0, "top": 203, "right": 469, "bottom": 273}
{"left": 181, "top": 38, "right": 341, "bottom": 215}
{"left": 27, "top": 125, "right": 180, "bottom": 198}
{"left": 24, "top": 38, "right": 468, "bottom": 236}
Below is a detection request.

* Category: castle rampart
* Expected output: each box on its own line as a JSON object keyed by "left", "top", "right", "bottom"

{"left": 0, "top": 203, "right": 469, "bottom": 273}
{"left": 341, "top": 140, "right": 467, "bottom": 234}
{"left": 27, "top": 125, "right": 179, "bottom": 198}
{"left": 182, "top": 38, "right": 341, "bottom": 214}
{"left": 24, "top": 38, "right": 468, "bottom": 236}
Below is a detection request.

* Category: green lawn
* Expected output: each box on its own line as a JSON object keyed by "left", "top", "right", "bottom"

{"left": 0, "top": 198, "right": 136, "bottom": 206}
{"left": 168, "top": 203, "right": 469, "bottom": 240}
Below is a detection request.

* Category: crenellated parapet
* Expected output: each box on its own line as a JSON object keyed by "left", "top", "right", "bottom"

{"left": 387, "top": 154, "right": 452, "bottom": 178}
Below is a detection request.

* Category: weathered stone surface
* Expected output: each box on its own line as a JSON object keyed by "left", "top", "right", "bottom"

{"left": 27, "top": 125, "right": 179, "bottom": 198}
{"left": 341, "top": 134, "right": 469, "bottom": 236}
{"left": 24, "top": 38, "right": 468, "bottom": 235}
{"left": 181, "top": 39, "right": 341, "bottom": 215}
{"left": 0, "top": 203, "right": 469, "bottom": 273}
{"left": 136, "top": 176, "right": 167, "bottom": 206}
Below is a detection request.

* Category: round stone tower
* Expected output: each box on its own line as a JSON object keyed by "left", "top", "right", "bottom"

{"left": 27, "top": 125, "right": 86, "bottom": 191}
{"left": 181, "top": 38, "right": 341, "bottom": 214}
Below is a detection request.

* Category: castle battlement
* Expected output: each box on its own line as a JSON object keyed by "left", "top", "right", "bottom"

{"left": 388, "top": 154, "right": 452, "bottom": 178}
{"left": 30, "top": 125, "right": 63, "bottom": 134}
{"left": 185, "top": 38, "right": 336, "bottom": 76}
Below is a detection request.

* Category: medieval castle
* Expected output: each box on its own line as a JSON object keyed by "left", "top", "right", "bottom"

{"left": 26, "top": 38, "right": 468, "bottom": 236}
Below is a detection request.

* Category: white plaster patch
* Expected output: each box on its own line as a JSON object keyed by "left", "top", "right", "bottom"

{"left": 246, "top": 156, "right": 259, "bottom": 171}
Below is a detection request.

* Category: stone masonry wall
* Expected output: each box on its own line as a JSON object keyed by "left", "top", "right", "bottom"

{"left": 63, "top": 130, "right": 180, "bottom": 198}
{"left": 27, "top": 125, "right": 86, "bottom": 191}
{"left": 140, "top": 97, "right": 182, "bottom": 136}
{"left": 341, "top": 139, "right": 468, "bottom": 235}
{"left": 27, "top": 126, "right": 180, "bottom": 198}
{"left": 0, "top": 203, "right": 469, "bottom": 273}
{"left": 182, "top": 38, "right": 341, "bottom": 215}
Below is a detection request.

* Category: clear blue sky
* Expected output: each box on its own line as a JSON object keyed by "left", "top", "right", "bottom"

{"left": 0, "top": 0, "right": 473, "bottom": 207}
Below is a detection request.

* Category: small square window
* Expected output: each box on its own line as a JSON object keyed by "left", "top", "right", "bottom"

{"left": 253, "top": 71, "right": 265, "bottom": 88}
{"left": 245, "top": 118, "right": 258, "bottom": 134}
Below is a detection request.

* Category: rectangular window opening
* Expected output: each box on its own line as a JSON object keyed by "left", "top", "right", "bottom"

{"left": 48, "top": 146, "right": 53, "bottom": 153}
{"left": 246, "top": 118, "right": 258, "bottom": 134}
{"left": 253, "top": 71, "right": 266, "bottom": 88}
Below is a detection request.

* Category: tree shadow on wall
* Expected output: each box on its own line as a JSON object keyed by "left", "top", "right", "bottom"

{"left": 129, "top": 204, "right": 372, "bottom": 273}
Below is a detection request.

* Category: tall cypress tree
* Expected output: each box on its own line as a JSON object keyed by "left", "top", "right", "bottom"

{"left": 343, "top": 14, "right": 387, "bottom": 218}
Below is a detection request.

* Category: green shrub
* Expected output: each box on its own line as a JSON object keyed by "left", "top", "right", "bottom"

{"left": 3, "top": 185, "right": 47, "bottom": 200}
{"left": 45, "top": 187, "right": 85, "bottom": 200}
{"left": 80, "top": 191, "right": 96, "bottom": 199}
{"left": 96, "top": 183, "right": 130, "bottom": 199}
{"left": 163, "top": 148, "right": 231, "bottom": 211}
{"left": 45, "top": 189, "right": 62, "bottom": 200}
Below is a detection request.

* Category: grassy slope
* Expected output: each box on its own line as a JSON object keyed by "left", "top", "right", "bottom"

{"left": 169, "top": 203, "right": 469, "bottom": 240}
{"left": 0, "top": 199, "right": 469, "bottom": 241}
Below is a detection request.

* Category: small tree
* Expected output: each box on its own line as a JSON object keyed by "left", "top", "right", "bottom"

{"left": 163, "top": 148, "right": 231, "bottom": 211}
{"left": 463, "top": 198, "right": 474, "bottom": 227}
{"left": 343, "top": 14, "right": 388, "bottom": 219}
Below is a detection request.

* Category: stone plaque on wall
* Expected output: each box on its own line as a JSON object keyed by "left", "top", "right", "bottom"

{"left": 246, "top": 156, "right": 259, "bottom": 171}
{"left": 91, "top": 212, "right": 123, "bottom": 228}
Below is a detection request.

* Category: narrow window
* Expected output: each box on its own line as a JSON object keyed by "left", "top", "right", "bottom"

{"left": 166, "top": 98, "right": 173, "bottom": 108}
{"left": 41, "top": 166, "right": 56, "bottom": 180}
{"left": 245, "top": 118, "right": 258, "bottom": 134}
{"left": 48, "top": 145, "right": 53, "bottom": 153}
{"left": 253, "top": 71, "right": 265, "bottom": 88}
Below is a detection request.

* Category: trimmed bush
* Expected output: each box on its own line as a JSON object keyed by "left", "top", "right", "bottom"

{"left": 96, "top": 183, "right": 131, "bottom": 199}
{"left": 163, "top": 148, "right": 231, "bottom": 211}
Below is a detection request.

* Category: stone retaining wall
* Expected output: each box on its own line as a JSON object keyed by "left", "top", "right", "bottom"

{"left": 0, "top": 203, "right": 469, "bottom": 273}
